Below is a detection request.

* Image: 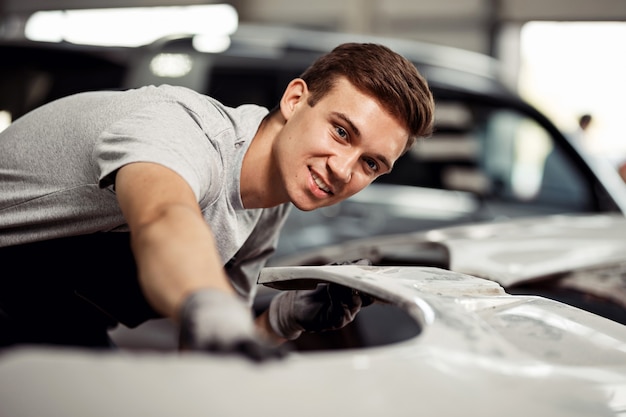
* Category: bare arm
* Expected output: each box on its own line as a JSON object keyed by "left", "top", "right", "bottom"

{"left": 115, "top": 162, "right": 235, "bottom": 321}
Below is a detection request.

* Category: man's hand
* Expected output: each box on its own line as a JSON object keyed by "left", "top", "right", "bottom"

{"left": 268, "top": 259, "right": 374, "bottom": 340}
{"left": 179, "top": 289, "right": 287, "bottom": 361}
{"left": 268, "top": 283, "right": 372, "bottom": 340}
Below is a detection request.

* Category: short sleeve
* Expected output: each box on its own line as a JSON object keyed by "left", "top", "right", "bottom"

{"left": 94, "top": 101, "right": 222, "bottom": 202}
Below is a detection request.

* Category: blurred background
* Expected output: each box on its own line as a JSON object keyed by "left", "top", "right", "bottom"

{"left": 1, "top": 0, "right": 625, "bottom": 165}
{"left": 2, "top": 0, "right": 626, "bottom": 259}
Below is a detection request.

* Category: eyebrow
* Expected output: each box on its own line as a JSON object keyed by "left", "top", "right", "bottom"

{"left": 333, "top": 111, "right": 361, "bottom": 138}
{"left": 332, "top": 111, "right": 393, "bottom": 172}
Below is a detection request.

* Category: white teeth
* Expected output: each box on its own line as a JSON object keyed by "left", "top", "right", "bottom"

{"left": 312, "top": 172, "right": 331, "bottom": 193}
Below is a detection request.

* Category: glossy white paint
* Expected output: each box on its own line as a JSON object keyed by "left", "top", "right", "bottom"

{"left": 1, "top": 265, "right": 625, "bottom": 416}
{"left": 423, "top": 213, "right": 626, "bottom": 286}
{"left": 274, "top": 213, "right": 626, "bottom": 288}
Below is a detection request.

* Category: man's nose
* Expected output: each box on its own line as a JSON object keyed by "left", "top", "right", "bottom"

{"left": 328, "top": 150, "right": 359, "bottom": 183}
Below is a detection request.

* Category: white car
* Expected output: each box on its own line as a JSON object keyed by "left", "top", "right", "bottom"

{"left": 2, "top": 246, "right": 626, "bottom": 416}
{"left": 272, "top": 213, "right": 626, "bottom": 326}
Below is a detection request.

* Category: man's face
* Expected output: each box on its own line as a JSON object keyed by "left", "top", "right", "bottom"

{"left": 273, "top": 77, "right": 408, "bottom": 211}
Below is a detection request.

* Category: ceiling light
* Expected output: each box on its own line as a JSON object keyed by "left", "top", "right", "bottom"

{"left": 150, "top": 53, "right": 193, "bottom": 78}
{"left": 24, "top": 4, "right": 238, "bottom": 47}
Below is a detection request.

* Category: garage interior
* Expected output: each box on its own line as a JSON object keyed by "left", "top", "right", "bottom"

{"left": 1, "top": 0, "right": 626, "bottom": 161}
{"left": 1, "top": 3, "right": 626, "bottom": 414}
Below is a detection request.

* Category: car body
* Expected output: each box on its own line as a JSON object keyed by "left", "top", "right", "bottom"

{"left": 5, "top": 214, "right": 626, "bottom": 416}
{"left": 2, "top": 263, "right": 626, "bottom": 416}
{"left": 271, "top": 212, "right": 626, "bottom": 325}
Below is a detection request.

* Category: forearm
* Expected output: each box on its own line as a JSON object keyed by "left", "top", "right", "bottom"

{"left": 130, "top": 204, "right": 235, "bottom": 320}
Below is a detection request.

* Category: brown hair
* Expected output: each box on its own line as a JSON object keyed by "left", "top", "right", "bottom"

{"left": 300, "top": 42, "right": 435, "bottom": 150}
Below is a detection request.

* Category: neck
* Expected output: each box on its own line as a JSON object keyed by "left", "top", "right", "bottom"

{"left": 240, "top": 112, "right": 287, "bottom": 208}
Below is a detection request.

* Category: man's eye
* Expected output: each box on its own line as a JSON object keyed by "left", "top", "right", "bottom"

{"left": 364, "top": 158, "right": 379, "bottom": 172}
{"left": 335, "top": 126, "right": 348, "bottom": 139}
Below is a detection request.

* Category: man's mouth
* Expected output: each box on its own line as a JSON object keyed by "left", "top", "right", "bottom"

{"left": 311, "top": 171, "right": 333, "bottom": 195}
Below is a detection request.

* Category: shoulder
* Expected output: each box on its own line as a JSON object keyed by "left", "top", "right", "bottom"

{"left": 154, "top": 85, "right": 270, "bottom": 147}
{"left": 152, "top": 85, "right": 268, "bottom": 123}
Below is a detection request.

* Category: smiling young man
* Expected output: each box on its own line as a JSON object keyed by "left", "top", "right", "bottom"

{"left": 0, "top": 43, "right": 434, "bottom": 358}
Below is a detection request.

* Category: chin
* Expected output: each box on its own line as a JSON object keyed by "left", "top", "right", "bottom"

{"left": 292, "top": 196, "right": 333, "bottom": 212}
{"left": 292, "top": 201, "right": 318, "bottom": 212}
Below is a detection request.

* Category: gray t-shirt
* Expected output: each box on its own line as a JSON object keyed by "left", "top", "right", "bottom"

{"left": 0, "top": 84, "right": 290, "bottom": 302}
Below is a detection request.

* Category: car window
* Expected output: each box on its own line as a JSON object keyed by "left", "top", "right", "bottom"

{"left": 484, "top": 107, "right": 591, "bottom": 209}
{"left": 207, "top": 65, "right": 286, "bottom": 109}
{"left": 378, "top": 98, "right": 593, "bottom": 214}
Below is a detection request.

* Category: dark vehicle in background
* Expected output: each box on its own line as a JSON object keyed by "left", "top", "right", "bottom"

{"left": 2, "top": 23, "right": 625, "bottom": 258}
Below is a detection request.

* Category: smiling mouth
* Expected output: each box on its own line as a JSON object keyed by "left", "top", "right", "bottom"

{"left": 310, "top": 170, "right": 333, "bottom": 195}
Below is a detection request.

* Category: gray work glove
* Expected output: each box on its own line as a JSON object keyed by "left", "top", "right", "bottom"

{"left": 268, "top": 259, "right": 374, "bottom": 340}
{"left": 179, "top": 289, "right": 287, "bottom": 361}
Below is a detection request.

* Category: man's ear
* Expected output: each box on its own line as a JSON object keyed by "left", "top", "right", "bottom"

{"left": 279, "top": 78, "right": 308, "bottom": 120}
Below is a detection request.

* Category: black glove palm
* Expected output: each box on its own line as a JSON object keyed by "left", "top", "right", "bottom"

{"left": 268, "top": 259, "right": 374, "bottom": 340}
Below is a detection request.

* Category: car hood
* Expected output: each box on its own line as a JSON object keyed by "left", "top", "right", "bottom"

{"left": 1, "top": 265, "right": 626, "bottom": 416}
{"left": 273, "top": 213, "right": 626, "bottom": 286}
